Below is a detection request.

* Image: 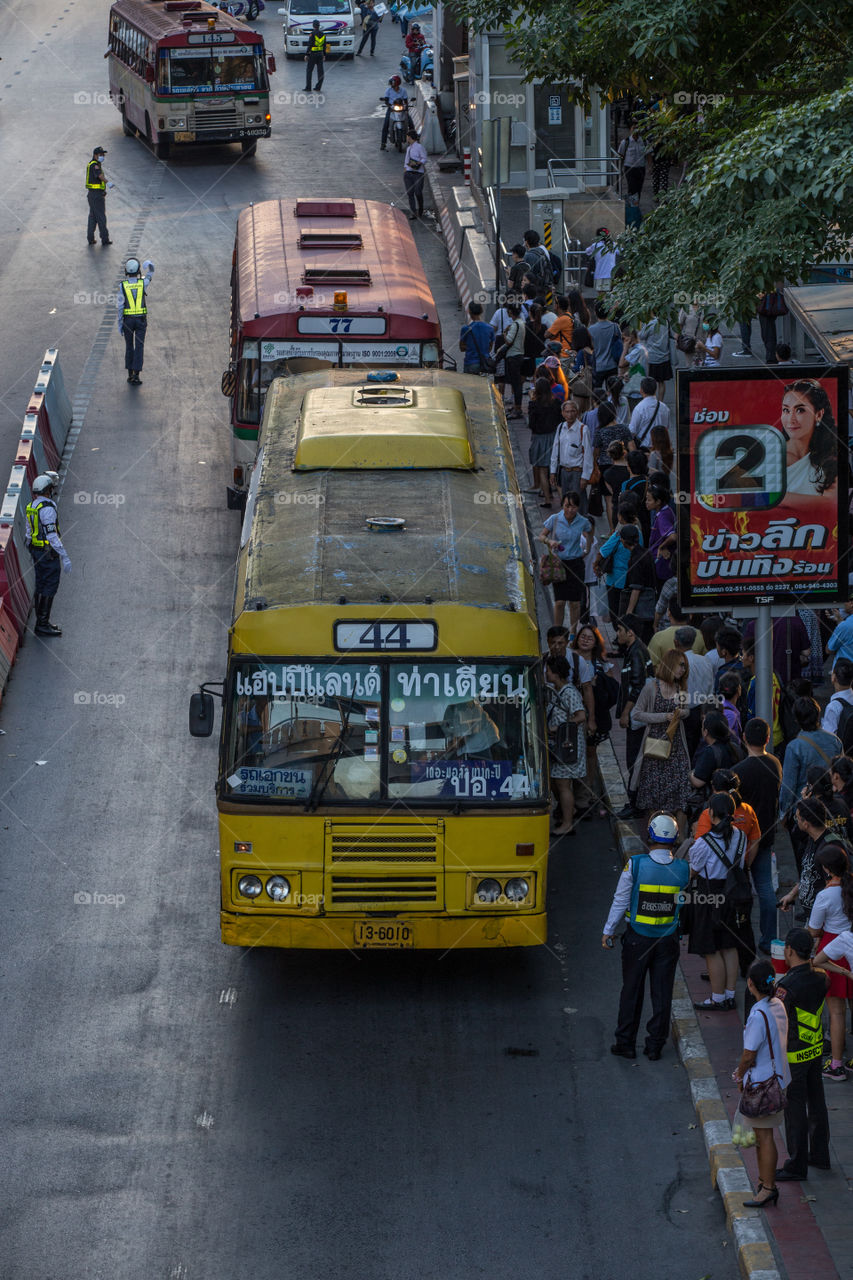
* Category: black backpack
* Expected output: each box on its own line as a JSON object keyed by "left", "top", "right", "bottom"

{"left": 835, "top": 698, "right": 853, "bottom": 754}
{"left": 549, "top": 250, "right": 563, "bottom": 284}
{"left": 706, "top": 831, "right": 751, "bottom": 908}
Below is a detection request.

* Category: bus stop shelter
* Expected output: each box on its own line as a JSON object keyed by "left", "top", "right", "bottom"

{"left": 785, "top": 283, "right": 853, "bottom": 363}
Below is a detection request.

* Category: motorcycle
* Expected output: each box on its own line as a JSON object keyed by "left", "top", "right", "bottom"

{"left": 400, "top": 41, "right": 431, "bottom": 83}
{"left": 389, "top": 98, "right": 408, "bottom": 151}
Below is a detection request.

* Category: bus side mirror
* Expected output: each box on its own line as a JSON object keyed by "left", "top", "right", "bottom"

{"left": 267, "top": 55, "right": 276, "bottom": 74}
{"left": 221, "top": 368, "right": 237, "bottom": 397}
{"left": 145, "top": 65, "right": 156, "bottom": 83}
{"left": 190, "top": 692, "right": 215, "bottom": 737}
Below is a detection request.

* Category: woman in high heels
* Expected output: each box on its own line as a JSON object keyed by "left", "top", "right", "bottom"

{"left": 732, "top": 959, "right": 791, "bottom": 1208}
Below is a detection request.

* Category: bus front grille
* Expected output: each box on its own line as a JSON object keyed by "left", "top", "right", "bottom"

{"left": 329, "top": 875, "right": 438, "bottom": 906}
{"left": 325, "top": 822, "right": 444, "bottom": 909}
{"left": 195, "top": 108, "right": 241, "bottom": 131}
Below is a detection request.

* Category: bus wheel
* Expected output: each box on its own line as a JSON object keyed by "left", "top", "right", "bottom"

{"left": 241, "top": 139, "right": 257, "bottom": 158}
{"left": 156, "top": 136, "right": 171, "bottom": 160}
{"left": 120, "top": 103, "right": 134, "bottom": 137}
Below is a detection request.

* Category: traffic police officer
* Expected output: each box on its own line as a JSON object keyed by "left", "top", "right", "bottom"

{"left": 304, "top": 21, "right": 326, "bottom": 92}
{"left": 25, "top": 472, "right": 71, "bottom": 637}
{"left": 118, "top": 257, "right": 155, "bottom": 385}
{"left": 603, "top": 811, "right": 690, "bottom": 1060}
{"left": 85, "top": 146, "right": 112, "bottom": 246}
{"left": 774, "top": 927, "right": 831, "bottom": 1179}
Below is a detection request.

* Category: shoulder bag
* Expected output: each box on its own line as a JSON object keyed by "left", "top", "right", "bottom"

{"left": 570, "top": 351, "right": 594, "bottom": 398}
{"left": 539, "top": 547, "right": 566, "bottom": 586}
{"left": 740, "top": 1008, "right": 786, "bottom": 1118}
{"left": 643, "top": 682, "right": 681, "bottom": 759}
{"left": 547, "top": 687, "right": 581, "bottom": 767}
{"left": 494, "top": 321, "right": 519, "bottom": 360}
{"left": 634, "top": 398, "right": 661, "bottom": 450}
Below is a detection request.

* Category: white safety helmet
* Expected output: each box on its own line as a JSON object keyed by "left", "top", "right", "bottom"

{"left": 125, "top": 257, "right": 140, "bottom": 276}
{"left": 647, "top": 812, "right": 679, "bottom": 845}
{"left": 32, "top": 471, "right": 59, "bottom": 495}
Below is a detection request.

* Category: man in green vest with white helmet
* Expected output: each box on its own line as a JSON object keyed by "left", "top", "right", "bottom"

{"left": 603, "top": 810, "right": 690, "bottom": 1060}
{"left": 117, "top": 257, "right": 155, "bottom": 385}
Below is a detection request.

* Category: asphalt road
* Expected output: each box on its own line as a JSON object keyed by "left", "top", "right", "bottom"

{"left": 0, "top": 3, "right": 738, "bottom": 1276}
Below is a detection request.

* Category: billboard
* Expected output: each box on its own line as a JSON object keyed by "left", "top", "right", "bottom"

{"left": 676, "top": 366, "right": 849, "bottom": 608}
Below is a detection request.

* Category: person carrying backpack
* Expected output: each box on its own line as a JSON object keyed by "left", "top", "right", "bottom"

{"left": 822, "top": 658, "right": 853, "bottom": 751}
{"left": 522, "top": 229, "right": 553, "bottom": 295}
{"left": 687, "top": 792, "right": 751, "bottom": 1011}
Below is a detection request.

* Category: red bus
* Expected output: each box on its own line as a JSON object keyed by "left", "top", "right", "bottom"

{"left": 223, "top": 197, "right": 445, "bottom": 503}
{"left": 108, "top": 0, "right": 273, "bottom": 159}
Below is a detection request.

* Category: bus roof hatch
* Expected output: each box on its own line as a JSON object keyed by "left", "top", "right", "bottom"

{"left": 294, "top": 386, "right": 475, "bottom": 470}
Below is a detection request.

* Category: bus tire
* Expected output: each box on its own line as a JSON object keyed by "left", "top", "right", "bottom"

{"left": 241, "top": 139, "right": 257, "bottom": 158}
{"left": 156, "top": 136, "right": 171, "bottom": 160}
{"left": 120, "top": 102, "right": 134, "bottom": 137}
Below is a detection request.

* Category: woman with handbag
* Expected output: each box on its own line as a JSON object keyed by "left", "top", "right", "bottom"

{"left": 540, "top": 491, "right": 593, "bottom": 632}
{"left": 732, "top": 959, "right": 791, "bottom": 1208}
{"left": 544, "top": 655, "right": 587, "bottom": 836}
{"left": 629, "top": 651, "right": 692, "bottom": 827}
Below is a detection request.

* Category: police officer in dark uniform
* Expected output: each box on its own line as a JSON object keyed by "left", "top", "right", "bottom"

{"left": 85, "top": 146, "right": 112, "bottom": 246}
{"left": 25, "top": 472, "right": 71, "bottom": 637}
{"left": 603, "top": 811, "right": 690, "bottom": 1060}
{"left": 304, "top": 21, "right": 327, "bottom": 92}
{"left": 118, "top": 257, "right": 155, "bottom": 384}
{"left": 774, "top": 927, "right": 831, "bottom": 1179}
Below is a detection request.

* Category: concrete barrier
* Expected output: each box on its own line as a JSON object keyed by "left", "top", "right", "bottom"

{"left": 34, "top": 348, "right": 73, "bottom": 453}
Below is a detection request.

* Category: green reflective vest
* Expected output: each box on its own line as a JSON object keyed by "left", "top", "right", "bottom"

{"left": 778, "top": 966, "right": 827, "bottom": 1064}
{"left": 309, "top": 33, "right": 326, "bottom": 53}
{"left": 122, "top": 280, "right": 147, "bottom": 317}
{"left": 86, "top": 159, "right": 105, "bottom": 192}
{"left": 627, "top": 853, "right": 690, "bottom": 937}
{"left": 26, "top": 497, "right": 59, "bottom": 548}
{"left": 787, "top": 1001, "right": 825, "bottom": 1064}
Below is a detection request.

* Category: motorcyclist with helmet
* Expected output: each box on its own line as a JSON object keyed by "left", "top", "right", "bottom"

{"left": 602, "top": 810, "right": 691, "bottom": 1060}
{"left": 380, "top": 75, "right": 410, "bottom": 150}
{"left": 404, "top": 23, "right": 425, "bottom": 78}
{"left": 25, "top": 472, "right": 71, "bottom": 637}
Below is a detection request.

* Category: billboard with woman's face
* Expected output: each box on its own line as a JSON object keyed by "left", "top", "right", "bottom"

{"left": 676, "top": 366, "right": 849, "bottom": 607}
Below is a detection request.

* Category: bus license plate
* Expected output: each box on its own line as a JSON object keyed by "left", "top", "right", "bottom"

{"left": 353, "top": 922, "right": 414, "bottom": 948}
{"left": 174, "top": 131, "right": 196, "bottom": 142}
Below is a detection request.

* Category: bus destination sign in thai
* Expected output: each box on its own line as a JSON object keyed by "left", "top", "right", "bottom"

{"left": 676, "top": 366, "right": 849, "bottom": 608}
{"left": 334, "top": 621, "right": 438, "bottom": 652}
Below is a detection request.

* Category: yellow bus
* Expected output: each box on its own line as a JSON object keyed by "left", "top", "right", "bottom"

{"left": 190, "top": 370, "right": 550, "bottom": 949}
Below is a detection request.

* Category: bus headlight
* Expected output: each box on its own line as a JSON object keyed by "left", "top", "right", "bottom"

{"left": 266, "top": 875, "right": 291, "bottom": 901}
{"left": 168, "top": 117, "right": 186, "bottom": 128}
{"left": 475, "top": 878, "right": 502, "bottom": 904}
{"left": 238, "top": 874, "right": 263, "bottom": 899}
{"left": 504, "top": 877, "right": 530, "bottom": 903}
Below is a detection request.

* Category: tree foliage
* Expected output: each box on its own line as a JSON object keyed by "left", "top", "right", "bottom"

{"left": 451, "top": 0, "right": 853, "bottom": 319}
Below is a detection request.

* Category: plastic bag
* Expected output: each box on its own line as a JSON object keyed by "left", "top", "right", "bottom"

{"left": 770, "top": 849, "right": 779, "bottom": 893}
{"left": 731, "top": 1104, "right": 756, "bottom": 1149}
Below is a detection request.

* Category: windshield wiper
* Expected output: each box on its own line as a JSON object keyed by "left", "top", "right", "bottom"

{"left": 304, "top": 700, "right": 352, "bottom": 812}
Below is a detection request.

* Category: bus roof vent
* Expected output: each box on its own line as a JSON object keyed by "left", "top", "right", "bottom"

{"left": 298, "top": 232, "right": 364, "bottom": 251}
{"left": 164, "top": 1, "right": 202, "bottom": 10}
{"left": 294, "top": 387, "right": 475, "bottom": 470}
{"left": 303, "top": 267, "right": 372, "bottom": 286}
{"left": 295, "top": 199, "right": 357, "bottom": 219}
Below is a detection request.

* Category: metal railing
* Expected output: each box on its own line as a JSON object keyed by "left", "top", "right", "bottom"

{"left": 547, "top": 153, "right": 622, "bottom": 196}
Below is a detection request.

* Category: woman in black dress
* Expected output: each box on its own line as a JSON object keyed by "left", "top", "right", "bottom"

{"left": 527, "top": 377, "right": 563, "bottom": 506}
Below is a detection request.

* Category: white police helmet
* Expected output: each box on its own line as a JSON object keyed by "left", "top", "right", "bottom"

{"left": 32, "top": 471, "right": 59, "bottom": 495}
{"left": 125, "top": 257, "right": 140, "bottom": 276}
{"left": 648, "top": 812, "right": 679, "bottom": 845}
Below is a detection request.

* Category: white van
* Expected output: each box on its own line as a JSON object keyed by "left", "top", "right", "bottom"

{"left": 280, "top": 0, "right": 356, "bottom": 57}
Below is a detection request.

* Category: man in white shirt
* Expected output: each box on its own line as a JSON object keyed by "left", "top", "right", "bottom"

{"left": 583, "top": 228, "right": 618, "bottom": 291}
{"left": 629, "top": 377, "right": 671, "bottom": 447}
{"left": 618, "top": 124, "right": 647, "bottom": 196}
{"left": 549, "top": 399, "right": 594, "bottom": 507}
{"left": 673, "top": 625, "right": 716, "bottom": 756}
{"left": 821, "top": 658, "right": 853, "bottom": 738}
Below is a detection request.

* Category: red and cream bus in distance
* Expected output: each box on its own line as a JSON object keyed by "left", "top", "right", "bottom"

{"left": 223, "top": 197, "right": 444, "bottom": 502}
{"left": 108, "top": 0, "right": 273, "bottom": 159}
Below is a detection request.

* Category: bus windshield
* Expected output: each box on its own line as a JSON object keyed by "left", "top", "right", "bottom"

{"left": 225, "top": 660, "right": 545, "bottom": 804}
{"left": 163, "top": 46, "right": 264, "bottom": 93}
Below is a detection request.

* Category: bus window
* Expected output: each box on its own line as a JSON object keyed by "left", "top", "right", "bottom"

{"left": 387, "top": 663, "right": 545, "bottom": 802}
{"left": 225, "top": 663, "right": 382, "bottom": 803}
{"left": 237, "top": 341, "right": 260, "bottom": 424}
{"left": 166, "top": 47, "right": 263, "bottom": 93}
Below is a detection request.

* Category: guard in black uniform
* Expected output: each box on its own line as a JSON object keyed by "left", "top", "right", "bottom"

{"left": 85, "top": 146, "right": 112, "bottom": 246}
{"left": 304, "top": 22, "right": 326, "bottom": 91}
{"left": 25, "top": 472, "right": 71, "bottom": 637}
{"left": 775, "top": 928, "right": 831, "bottom": 1179}
{"left": 603, "top": 812, "right": 690, "bottom": 1060}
